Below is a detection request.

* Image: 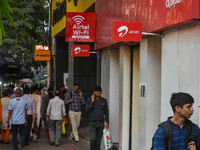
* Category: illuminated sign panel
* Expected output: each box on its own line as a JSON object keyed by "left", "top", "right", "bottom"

{"left": 35, "top": 50, "right": 51, "bottom": 61}
{"left": 72, "top": 45, "right": 90, "bottom": 57}
{"left": 112, "top": 22, "right": 142, "bottom": 42}
{"left": 66, "top": 12, "right": 95, "bottom": 42}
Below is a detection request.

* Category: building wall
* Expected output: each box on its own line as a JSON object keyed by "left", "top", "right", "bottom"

{"left": 119, "top": 46, "right": 131, "bottom": 150}
{"left": 101, "top": 48, "right": 120, "bottom": 143}
{"left": 132, "top": 47, "right": 140, "bottom": 150}
{"left": 139, "top": 37, "right": 161, "bottom": 150}
{"left": 161, "top": 25, "right": 200, "bottom": 123}
{"left": 54, "top": 37, "right": 68, "bottom": 90}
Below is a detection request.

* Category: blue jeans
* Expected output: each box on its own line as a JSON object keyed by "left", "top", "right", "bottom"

{"left": 11, "top": 124, "right": 26, "bottom": 150}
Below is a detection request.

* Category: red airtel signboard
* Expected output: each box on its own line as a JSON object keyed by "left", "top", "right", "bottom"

{"left": 112, "top": 22, "right": 142, "bottom": 42}
{"left": 66, "top": 12, "right": 95, "bottom": 42}
{"left": 72, "top": 45, "right": 90, "bottom": 57}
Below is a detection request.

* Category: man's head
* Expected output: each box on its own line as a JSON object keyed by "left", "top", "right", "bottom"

{"left": 170, "top": 92, "right": 194, "bottom": 118}
{"left": 94, "top": 86, "right": 102, "bottom": 98}
{"left": 54, "top": 90, "right": 60, "bottom": 96}
{"left": 3, "top": 89, "right": 12, "bottom": 97}
{"left": 23, "top": 87, "right": 30, "bottom": 95}
{"left": 59, "top": 84, "right": 65, "bottom": 91}
{"left": 73, "top": 83, "right": 80, "bottom": 93}
{"left": 15, "top": 88, "right": 22, "bottom": 97}
{"left": 9, "top": 84, "right": 14, "bottom": 91}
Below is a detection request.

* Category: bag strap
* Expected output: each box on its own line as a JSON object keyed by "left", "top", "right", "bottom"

{"left": 159, "top": 121, "right": 173, "bottom": 150}
{"left": 185, "top": 119, "right": 193, "bottom": 143}
{"left": 70, "top": 91, "right": 72, "bottom": 99}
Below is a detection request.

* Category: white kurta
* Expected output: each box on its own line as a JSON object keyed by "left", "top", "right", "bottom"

{"left": 1, "top": 97, "right": 11, "bottom": 129}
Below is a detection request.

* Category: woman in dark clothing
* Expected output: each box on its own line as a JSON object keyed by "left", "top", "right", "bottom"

{"left": 42, "top": 87, "right": 54, "bottom": 140}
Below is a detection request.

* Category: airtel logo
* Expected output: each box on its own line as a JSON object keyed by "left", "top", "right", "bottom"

{"left": 166, "top": 0, "right": 181, "bottom": 8}
{"left": 74, "top": 47, "right": 81, "bottom": 54}
{"left": 118, "top": 26, "right": 128, "bottom": 37}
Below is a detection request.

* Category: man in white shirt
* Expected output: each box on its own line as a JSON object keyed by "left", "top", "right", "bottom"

{"left": 46, "top": 90, "right": 66, "bottom": 147}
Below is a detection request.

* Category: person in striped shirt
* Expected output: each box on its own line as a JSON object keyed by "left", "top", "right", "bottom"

{"left": 153, "top": 92, "right": 200, "bottom": 150}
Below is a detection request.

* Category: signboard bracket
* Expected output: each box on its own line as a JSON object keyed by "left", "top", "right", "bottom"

{"left": 142, "top": 32, "right": 163, "bottom": 37}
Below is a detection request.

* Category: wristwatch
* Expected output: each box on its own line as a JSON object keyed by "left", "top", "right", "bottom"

{"left": 6, "top": 121, "right": 9, "bottom": 123}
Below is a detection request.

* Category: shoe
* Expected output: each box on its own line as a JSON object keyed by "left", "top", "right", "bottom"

{"left": 4, "top": 142, "right": 10, "bottom": 144}
{"left": 50, "top": 142, "right": 54, "bottom": 146}
{"left": 17, "top": 144, "right": 23, "bottom": 150}
{"left": 55, "top": 144, "right": 59, "bottom": 147}
{"left": 69, "top": 137, "right": 77, "bottom": 144}
{"left": 24, "top": 142, "right": 29, "bottom": 146}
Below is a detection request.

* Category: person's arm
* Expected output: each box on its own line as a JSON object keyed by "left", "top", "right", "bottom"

{"left": 25, "top": 109, "right": 27, "bottom": 126}
{"left": 46, "top": 100, "right": 51, "bottom": 122}
{"left": 7, "top": 101, "right": 13, "bottom": 126}
{"left": 191, "top": 125, "right": 200, "bottom": 150}
{"left": 40, "top": 96, "right": 44, "bottom": 118}
{"left": 0, "top": 98, "right": 2, "bottom": 124}
{"left": 64, "top": 93, "right": 73, "bottom": 104}
{"left": 104, "top": 99, "right": 109, "bottom": 129}
{"left": 62, "top": 101, "right": 66, "bottom": 117}
{"left": 32, "top": 98, "right": 37, "bottom": 116}
{"left": 7, "top": 110, "right": 12, "bottom": 125}
{"left": 85, "top": 97, "right": 94, "bottom": 111}
{"left": 153, "top": 126, "right": 166, "bottom": 150}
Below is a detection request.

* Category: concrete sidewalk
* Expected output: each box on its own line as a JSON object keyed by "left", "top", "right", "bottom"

{"left": 0, "top": 127, "right": 90, "bottom": 150}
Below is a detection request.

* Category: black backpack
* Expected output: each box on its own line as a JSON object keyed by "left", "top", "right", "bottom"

{"left": 151, "top": 119, "right": 193, "bottom": 150}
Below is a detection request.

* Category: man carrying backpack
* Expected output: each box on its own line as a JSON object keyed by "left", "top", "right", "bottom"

{"left": 64, "top": 83, "right": 85, "bottom": 143}
{"left": 152, "top": 92, "right": 200, "bottom": 150}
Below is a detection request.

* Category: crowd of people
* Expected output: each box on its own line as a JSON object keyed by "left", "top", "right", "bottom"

{"left": 0, "top": 83, "right": 110, "bottom": 150}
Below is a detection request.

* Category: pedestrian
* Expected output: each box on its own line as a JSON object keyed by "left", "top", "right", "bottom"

{"left": 86, "top": 86, "right": 109, "bottom": 150}
{"left": 7, "top": 88, "right": 28, "bottom": 150}
{"left": 46, "top": 90, "right": 66, "bottom": 146}
{"left": 31, "top": 85, "right": 43, "bottom": 141}
{"left": 10, "top": 84, "right": 16, "bottom": 99}
{"left": 60, "top": 89, "right": 69, "bottom": 136}
{"left": 152, "top": 92, "right": 200, "bottom": 150}
{"left": 0, "top": 89, "right": 12, "bottom": 144}
{"left": 22, "top": 87, "right": 37, "bottom": 145}
{"left": 42, "top": 87, "right": 54, "bottom": 140}
{"left": 64, "top": 83, "right": 85, "bottom": 143}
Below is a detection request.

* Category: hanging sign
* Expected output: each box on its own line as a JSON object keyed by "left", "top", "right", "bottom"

{"left": 66, "top": 12, "right": 96, "bottom": 42}
{"left": 35, "top": 50, "right": 51, "bottom": 61}
{"left": 112, "top": 22, "right": 142, "bottom": 42}
{"left": 72, "top": 45, "right": 90, "bottom": 57}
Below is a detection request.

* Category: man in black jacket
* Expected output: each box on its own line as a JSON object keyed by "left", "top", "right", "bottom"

{"left": 86, "top": 86, "right": 109, "bottom": 150}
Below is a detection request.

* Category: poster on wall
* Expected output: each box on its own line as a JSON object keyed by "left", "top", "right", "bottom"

{"left": 112, "top": 22, "right": 142, "bottom": 42}
{"left": 63, "top": 73, "right": 69, "bottom": 89}
{"left": 66, "top": 12, "right": 96, "bottom": 42}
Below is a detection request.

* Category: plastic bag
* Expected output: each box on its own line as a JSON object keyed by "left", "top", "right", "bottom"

{"left": 103, "top": 129, "right": 113, "bottom": 150}
{"left": 62, "top": 121, "right": 66, "bottom": 134}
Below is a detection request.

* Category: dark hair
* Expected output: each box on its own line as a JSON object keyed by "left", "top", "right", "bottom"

{"left": 54, "top": 90, "right": 60, "bottom": 96}
{"left": 30, "top": 85, "right": 38, "bottom": 94}
{"left": 23, "top": 87, "right": 30, "bottom": 94}
{"left": 3, "top": 89, "right": 12, "bottom": 97}
{"left": 9, "top": 84, "right": 14, "bottom": 89}
{"left": 48, "top": 87, "right": 53, "bottom": 95}
{"left": 170, "top": 92, "right": 194, "bottom": 113}
{"left": 74, "top": 83, "right": 80, "bottom": 87}
{"left": 59, "top": 84, "right": 65, "bottom": 89}
{"left": 94, "top": 86, "right": 102, "bottom": 92}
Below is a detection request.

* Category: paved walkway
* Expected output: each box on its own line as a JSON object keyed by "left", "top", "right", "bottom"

{"left": 0, "top": 127, "right": 90, "bottom": 150}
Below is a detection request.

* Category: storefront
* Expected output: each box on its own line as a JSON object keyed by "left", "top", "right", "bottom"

{"left": 51, "top": 0, "right": 96, "bottom": 93}
{"left": 95, "top": 0, "right": 200, "bottom": 150}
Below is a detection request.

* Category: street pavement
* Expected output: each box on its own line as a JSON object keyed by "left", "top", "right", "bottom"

{"left": 0, "top": 127, "right": 90, "bottom": 150}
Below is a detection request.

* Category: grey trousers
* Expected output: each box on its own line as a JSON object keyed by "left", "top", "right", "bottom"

{"left": 49, "top": 120, "right": 62, "bottom": 145}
